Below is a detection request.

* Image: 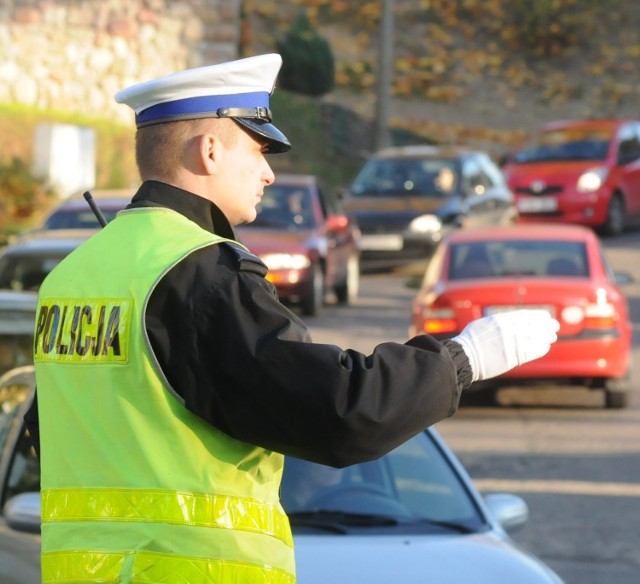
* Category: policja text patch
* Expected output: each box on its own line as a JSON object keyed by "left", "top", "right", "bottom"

{"left": 34, "top": 299, "right": 131, "bottom": 363}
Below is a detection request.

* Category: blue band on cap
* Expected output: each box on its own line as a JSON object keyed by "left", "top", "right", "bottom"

{"left": 136, "top": 91, "right": 270, "bottom": 126}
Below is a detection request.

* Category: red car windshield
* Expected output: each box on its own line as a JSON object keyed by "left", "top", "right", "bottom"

{"left": 448, "top": 240, "right": 589, "bottom": 279}
{"left": 512, "top": 127, "right": 613, "bottom": 163}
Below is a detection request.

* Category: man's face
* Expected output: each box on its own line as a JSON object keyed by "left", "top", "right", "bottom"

{"left": 212, "top": 126, "right": 275, "bottom": 226}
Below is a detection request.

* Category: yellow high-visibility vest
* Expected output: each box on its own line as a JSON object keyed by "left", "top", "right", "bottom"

{"left": 34, "top": 207, "right": 295, "bottom": 583}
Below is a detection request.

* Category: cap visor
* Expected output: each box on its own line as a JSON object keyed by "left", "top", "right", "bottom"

{"left": 234, "top": 118, "right": 291, "bottom": 153}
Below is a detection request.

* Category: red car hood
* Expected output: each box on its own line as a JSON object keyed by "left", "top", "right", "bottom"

{"left": 505, "top": 160, "right": 600, "bottom": 188}
{"left": 235, "top": 227, "right": 316, "bottom": 256}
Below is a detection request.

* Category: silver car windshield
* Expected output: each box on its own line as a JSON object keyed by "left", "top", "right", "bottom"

{"left": 281, "top": 431, "right": 486, "bottom": 533}
{"left": 350, "top": 158, "right": 458, "bottom": 198}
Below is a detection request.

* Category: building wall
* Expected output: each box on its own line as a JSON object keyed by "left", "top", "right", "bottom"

{"left": 0, "top": 0, "right": 241, "bottom": 125}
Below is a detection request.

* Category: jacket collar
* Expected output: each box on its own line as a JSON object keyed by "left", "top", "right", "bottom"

{"left": 129, "top": 180, "right": 236, "bottom": 240}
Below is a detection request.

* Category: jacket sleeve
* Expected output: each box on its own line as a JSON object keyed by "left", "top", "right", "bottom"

{"left": 146, "top": 244, "right": 469, "bottom": 468}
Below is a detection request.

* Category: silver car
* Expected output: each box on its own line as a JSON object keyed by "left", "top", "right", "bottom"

{"left": 0, "top": 366, "right": 563, "bottom": 583}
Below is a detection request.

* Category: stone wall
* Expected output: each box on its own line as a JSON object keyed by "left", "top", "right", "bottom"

{"left": 0, "top": 0, "right": 241, "bottom": 125}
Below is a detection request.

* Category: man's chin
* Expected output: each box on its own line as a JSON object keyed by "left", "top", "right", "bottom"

{"left": 238, "top": 215, "right": 256, "bottom": 226}
{"left": 233, "top": 209, "right": 258, "bottom": 226}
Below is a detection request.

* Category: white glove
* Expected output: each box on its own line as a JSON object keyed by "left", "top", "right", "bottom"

{"left": 452, "top": 309, "right": 560, "bottom": 383}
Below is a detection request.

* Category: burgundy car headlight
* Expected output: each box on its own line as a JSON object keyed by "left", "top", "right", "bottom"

{"left": 260, "top": 253, "right": 311, "bottom": 271}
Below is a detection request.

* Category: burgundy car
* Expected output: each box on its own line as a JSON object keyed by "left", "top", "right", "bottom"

{"left": 236, "top": 174, "right": 360, "bottom": 316}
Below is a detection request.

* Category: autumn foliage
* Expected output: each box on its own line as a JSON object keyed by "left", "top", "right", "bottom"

{"left": 242, "top": 0, "right": 638, "bottom": 149}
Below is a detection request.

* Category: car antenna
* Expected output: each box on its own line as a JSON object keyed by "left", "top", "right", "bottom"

{"left": 83, "top": 191, "right": 108, "bottom": 228}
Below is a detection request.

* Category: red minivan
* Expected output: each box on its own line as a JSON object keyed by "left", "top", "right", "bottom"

{"left": 503, "top": 119, "right": 640, "bottom": 236}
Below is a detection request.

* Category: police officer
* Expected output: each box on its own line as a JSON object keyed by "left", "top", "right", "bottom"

{"left": 28, "top": 54, "right": 559, "bottom": 583}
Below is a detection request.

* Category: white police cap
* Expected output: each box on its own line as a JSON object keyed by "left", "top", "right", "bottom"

{"left": 115, "top": 53, "right": 291, "bottom": 153}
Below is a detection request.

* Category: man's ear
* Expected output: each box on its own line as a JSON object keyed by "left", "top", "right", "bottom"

{"left": 200, "top": 133, "right": 222, "bottom": 175}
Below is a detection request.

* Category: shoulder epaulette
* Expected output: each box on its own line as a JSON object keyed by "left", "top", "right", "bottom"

{"left": 226, "top": 243, "right": 268, "bottom": 276}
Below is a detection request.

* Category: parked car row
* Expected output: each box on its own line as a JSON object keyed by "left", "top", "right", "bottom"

{"left": 9, "top": 178, "right": 360, "bottom": 318}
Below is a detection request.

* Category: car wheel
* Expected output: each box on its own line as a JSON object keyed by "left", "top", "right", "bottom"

{"left": 604, "top": 374, "right": 630, "bottom": 409}
{"left": 301, "top": 263, "right": 324, "bottom": 316}
{"left": 334, "top": 254, "right": 360, "bottom": 304}
{"left": 602, "top": 194, "right": 625, "bottom": 237}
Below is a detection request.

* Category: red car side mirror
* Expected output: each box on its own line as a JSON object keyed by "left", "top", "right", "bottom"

{"left": 325, "top": 214, "right": 349, "bottom": 231}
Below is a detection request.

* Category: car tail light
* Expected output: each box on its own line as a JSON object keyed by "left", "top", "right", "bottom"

{"left": 420, "top": 307, "right": 458, "bottom": 334}
{"left": 583, "top": 302, "right": 618, "bottom": 329}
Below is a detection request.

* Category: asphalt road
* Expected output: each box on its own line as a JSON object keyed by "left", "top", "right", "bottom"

{"left": 305, "top": 228, "right": 640, "bottom": 584}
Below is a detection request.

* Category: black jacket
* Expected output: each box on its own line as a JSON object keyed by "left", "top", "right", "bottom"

{"left": 26, "top": 180, "right": 472, "bottom": 467}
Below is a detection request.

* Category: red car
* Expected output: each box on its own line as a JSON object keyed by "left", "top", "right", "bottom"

{"left": 236, "top": 174, "right": 360, "bottom": 316}
{"left": 503, "top": 119, "right": 640, "bottom": 236}
{"left": 409, "top": 224, "right": 633, "bottom": 408}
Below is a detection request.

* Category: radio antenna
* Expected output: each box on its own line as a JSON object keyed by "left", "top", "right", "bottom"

{"left": 83, "top": 191, "right": 108, "bottom": 228}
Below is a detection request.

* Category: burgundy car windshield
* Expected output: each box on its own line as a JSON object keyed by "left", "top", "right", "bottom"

{"left": 448, "top": 240, "right": 589, "bottom": 280}
{"left": 251, "top": 185, "right": 315, "bottom": 229}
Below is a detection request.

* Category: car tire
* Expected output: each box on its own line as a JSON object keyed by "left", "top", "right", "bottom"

{"left": 602, "top": 193, "right": 625, "bottom": 237}
{"left": 334, "top": 254, "right": 360, "bottom": 304}
{"left": 301, "top": 263, "right": 324, "bottom": 316}
{"left": 604, "top": 374, "right": 630, "bottom": 409}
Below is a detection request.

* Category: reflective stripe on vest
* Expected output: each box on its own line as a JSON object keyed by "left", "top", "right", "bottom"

{"left": 42, "top": 551, "right": 296, "bottom": 584}
{"left": 42, "top": 487, "right": 293, "bottom": 546}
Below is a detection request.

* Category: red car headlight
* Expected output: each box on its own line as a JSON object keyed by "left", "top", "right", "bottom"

{"left": 576, "top": 166, "right": 608, "bottom": 193}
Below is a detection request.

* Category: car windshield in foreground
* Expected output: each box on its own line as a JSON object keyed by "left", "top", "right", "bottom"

{"left": 349, "top": 158, "right": 458, "bottom": 197}
{"left": 280, "top": 431, "right": 486, "bottom": 534}
{"left": 287, "top": 510, "right": 477, "bottom": 535}
{"left": 513, "top": 128, "right": 612, "bottom": 163}
{"left": 448, "top": 240, "right": 589, "bottom": 280}
{"left": 249, "top": 185, "right": 315, "bottom": 229}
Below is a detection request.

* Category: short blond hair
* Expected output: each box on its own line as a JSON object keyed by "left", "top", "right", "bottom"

{"left": 135, "top": 118, "right": 239, "bottom": 181}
